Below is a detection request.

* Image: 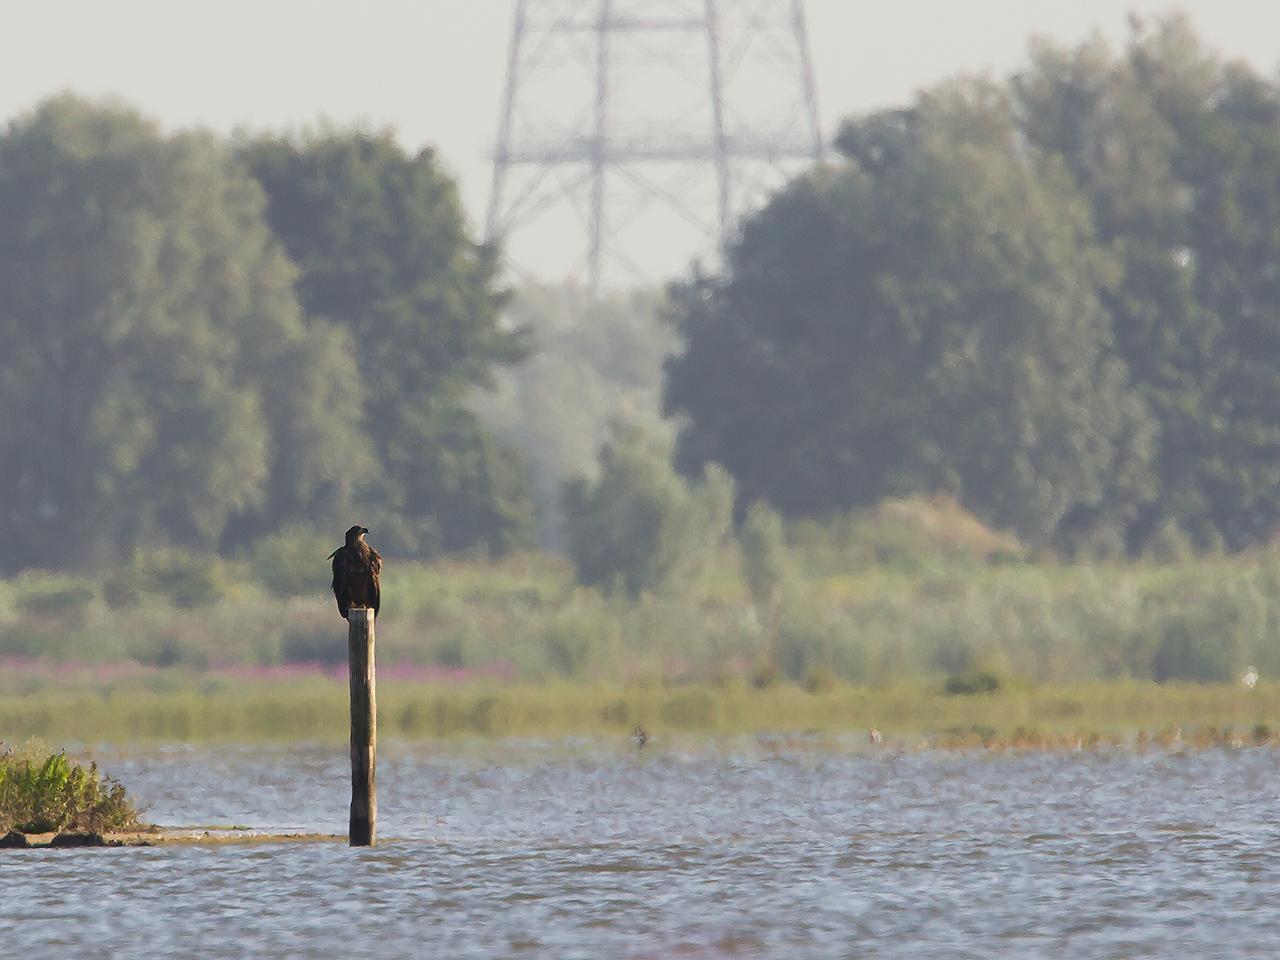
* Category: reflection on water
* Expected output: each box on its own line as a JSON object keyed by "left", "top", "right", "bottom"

{"left": 3, "top": 739, "right": 1279, "bottom": 958}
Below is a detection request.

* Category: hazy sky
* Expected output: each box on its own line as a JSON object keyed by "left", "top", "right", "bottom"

{"left": 5, "top": 1, "right": 1280, "bottom": 281}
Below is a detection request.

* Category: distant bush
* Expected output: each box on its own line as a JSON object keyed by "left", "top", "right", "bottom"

{"left": 15, "top": 586, "right": 95, "bottom": 620}
{"left": 101, "top": 565, "right": 145, "bottom": 610}
{"left": 125, "top": 630, "right": 200, "bottom": 669}
{"left": 739, "top": 501, "right": 787, "bottom": 611}
{"left": 149, "top": 551, "right": 228, "bottom": 608}
{"left": 563, "top": 421, "right": 734, "bottom": 597}
{"left": 0, "top": 745, "right": 139, "bottom": 834}
{"left": 1146, "top": 578, "right": 1261, "bottom": 683}
{"left": 280, "top": 627, "right": 346, "bottom": 665}
{"left": 944, "top": 671, "right": 1002, "bottom": 695}
{"left": 1143, "top": 518, "right": 1196, "bottom": 564}
{"left": 540, "top": 604, "right": 618, "bottom": 677}
{"left": 251, "top": 525, "right": 333, "bottom": 599}
{"left": 102, "top": 550, "right": 229, "bottom": 609}
{"left": 751, "top": 662, "right": 779, "bottom": 689}
{"left": 0, "top": 621, "right": 93, "bottom": 661}
{"left": 804, "top": 665, "right": 836, "bottom": 694}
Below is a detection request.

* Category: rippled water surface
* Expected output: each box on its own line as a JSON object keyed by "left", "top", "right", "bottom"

{"left": 4, "top": 739, "right": 1280, "bottom": 958}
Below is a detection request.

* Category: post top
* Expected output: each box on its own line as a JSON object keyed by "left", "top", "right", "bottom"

{"left": 348, "top": 607, "right": 374, "bottom": 624}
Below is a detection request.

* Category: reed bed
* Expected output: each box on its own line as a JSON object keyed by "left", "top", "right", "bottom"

{"left": 5, "top": 517, "right": 1280, "bottom": 749}
{"left": 4, "top": 547, "right": 1280, "bottom": 690}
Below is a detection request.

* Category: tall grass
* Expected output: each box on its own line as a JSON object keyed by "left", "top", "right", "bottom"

{"left": 2, "top": 502, "right": 1279, "bottom": 692}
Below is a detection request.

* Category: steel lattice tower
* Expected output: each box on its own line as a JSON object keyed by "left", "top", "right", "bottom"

{"left": 487, "top": 0, "right": 824, "bottom": 291}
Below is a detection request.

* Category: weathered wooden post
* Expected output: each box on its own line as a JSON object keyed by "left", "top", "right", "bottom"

{"left": 348, "top": 607, "right": 377, "bottom": 846}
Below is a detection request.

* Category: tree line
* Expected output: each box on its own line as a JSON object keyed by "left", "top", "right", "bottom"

{"left": 3, "top": 16, "right": 1278, "bottom": 577}
{"left": 665, "top": 15, "right": 1280, "bottom": 556}
{"left": 0, "top": 96, "right": 534, "bottom": 572}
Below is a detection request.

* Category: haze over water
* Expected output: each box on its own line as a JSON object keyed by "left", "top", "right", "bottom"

{"left": 4, "top": 740, "right": 1278, "bottom": 958}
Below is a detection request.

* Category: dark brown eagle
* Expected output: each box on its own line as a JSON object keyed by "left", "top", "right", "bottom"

{"left": 328, "top": 525, "right": 381, "bottom": 620}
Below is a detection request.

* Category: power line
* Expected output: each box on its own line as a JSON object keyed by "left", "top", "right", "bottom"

{"left": 487, "top": 0, "right": 825, "bottom": 292}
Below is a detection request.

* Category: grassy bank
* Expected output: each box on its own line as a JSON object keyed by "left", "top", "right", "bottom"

{"left": 5, "top": 503, "right": 1280, "bottom": 748}
{"left": 0, "top": 676, "right": 1272, "bottom": 744}
{"left": 4, "top": 541, "right": 1280, "bottom": 689}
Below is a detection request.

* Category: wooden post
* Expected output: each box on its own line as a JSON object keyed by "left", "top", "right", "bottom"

{"left": 347, "top": 607, "right": 376, "bottom": 846}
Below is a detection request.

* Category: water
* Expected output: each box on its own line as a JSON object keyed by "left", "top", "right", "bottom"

{"left": 3, "top": 738, "right": 1279, "bottom": 958}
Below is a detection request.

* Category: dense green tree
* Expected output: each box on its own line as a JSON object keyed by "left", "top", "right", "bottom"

{"left": 666, "top": 82, "right": 1153, "bottom": 544}
{"left": 1016, "top": 16, "right": 1280, "bottom": 548}
{"left": 0, "top": 97, "right": 363, "bottom": 572}
{"left": 562, "top": 421, "right": 733, "bottom": 596}
{"left": 238, "top": 132, "right": 534, "bottom": 556}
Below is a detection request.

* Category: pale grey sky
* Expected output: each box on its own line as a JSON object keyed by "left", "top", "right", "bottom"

{"left": 5, "top": 1, "right": 1280, "bottom": 282}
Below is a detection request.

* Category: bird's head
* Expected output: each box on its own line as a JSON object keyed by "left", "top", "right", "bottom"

{"left": 345, "top": 525, "right": 369, "bottom": 545}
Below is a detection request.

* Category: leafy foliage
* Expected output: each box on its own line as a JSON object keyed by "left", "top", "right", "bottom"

{"left": 249, "top": 524, "right": 334, "bottom": 599}
{"left": 562, "top": 421, "right": 734, "bottom": 596}
{"left": 238, "top": 131, "right": 535, "bottom": 557}
{"left": 1016, "top": 16, "right": 1280, "bottom": 548}
{"left": 0, "top": 100, "right": 537, "bottom": 574}
{"left": 0, "top": 96, "right": 363, "bottom": 572}
{"left": 666, "top": 80, "right": 1153, "bottom": 547}
{"left": 0, "top": 540, "right": 1278, "bottom": 690}
{"left": 666, "top": 16, "right": 1280, "bottom": 553}
{"left": 0, "top": 745, "right": 139, "bottom": 834}
{"left": 738, "top": 501, "right": 786, "bottom": 612}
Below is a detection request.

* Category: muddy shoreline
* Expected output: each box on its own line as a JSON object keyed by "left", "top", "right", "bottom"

{"left": 1, "top": 826, "right": 344, "bottom": 849}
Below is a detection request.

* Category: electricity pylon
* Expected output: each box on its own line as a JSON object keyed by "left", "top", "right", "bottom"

{"left": 486, "top": 0, "right": 824, "bottom": 292}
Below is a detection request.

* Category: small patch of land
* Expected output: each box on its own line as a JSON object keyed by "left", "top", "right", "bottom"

{"left": 0, "top": 745, "right": 139, "bottom": 839}
{"left": 1, "top": 826, "right": 344, "bottom": 849}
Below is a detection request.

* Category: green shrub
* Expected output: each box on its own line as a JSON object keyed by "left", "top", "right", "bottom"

{"left": 541, "top": 614, "right": 598, "bottom": 677}
{"left": 15, "top": 586, "right": 96, "bottom": 620}
{"left": 281, "top": 627, "right": 346, "bottom": 665}
{"left": 804, "top": 665, "right": 836, "bottom": 693}
{"left": 434, "top": 632, "right": 469, "bottom": 667}
{"left": 102, "top": 564, "right": 145, "bottom": 610}
{"left": 944, "top": 671, "right": 1002, "bottom": 695}
{"left": 1145, "top": 575, "right": 1262, "bottom": 683}
{"left": 0, "top": 746, "right": 140, "bottom": 834}
{"left": 1143, "top": 519, "right": 1196, "bottom": 564}
{"left": 126, "top": 630, "right": 201, "bottom": 669}
{"left": 774, "top": 603, "right": 869, "bottom": 683}
{"left": 251, "top": 525, "right": 333, "bottom": 598}
{"left": 148, "top": 551, "right": 229, "bottom": 608}
{"left": 751, "top": 661, "right": 779, "bottom": 689}
{"left": 101, "top": 550, "right": 229, "bottom": 609}
{"left": 562, "top": 421, "right": 733, "bottom": 597}
{"left": 739, "top": 501, "right": 787, "bottom": 611}
{"left": 468, "top": 696, "right": 513, "bottom": 735}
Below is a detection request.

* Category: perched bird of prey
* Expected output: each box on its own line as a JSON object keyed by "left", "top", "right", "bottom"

{"left": 328, "top": 525, "right": 381, "bottom": 620}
